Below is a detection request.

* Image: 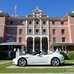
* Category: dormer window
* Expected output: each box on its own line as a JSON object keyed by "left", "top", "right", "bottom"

{"left": 33, "top": 6, "right": 42, "bottom": 16}
{"left": 71, "top": 16, "right": 74, "bottom": 17}
{"left": 11, "top": 21, "right": 14, "bottom": 25}
{"left": 1, "top": 15, "right": 3, "bottom": 17}
{"left": 43, "top": 21, "right": 46, "bottom": 24}
{"left": 20, "top": 21, "right": 22, "bottom": 24}
{"left": 52, "top": 21, "right": 55, "bottom": 25}
{"left": 29, "top": 21, "right": 32, "bottom": 24}
{"left": 36, "top": 21, "right": 39, "bottom": 24}
{"left": 61, "top": 21, "right": 64, "bottom": 25}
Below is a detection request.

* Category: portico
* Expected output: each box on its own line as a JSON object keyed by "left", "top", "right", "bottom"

{"left": 26, "top": 36, "right": 49, "bottom": 54}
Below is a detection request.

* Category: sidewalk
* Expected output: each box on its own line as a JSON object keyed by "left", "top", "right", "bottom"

{"left": 0, "top": 73, "right": 74, "bottom": 74}
{"left": 0, "top": 61, "right": 11, "bottom": 64}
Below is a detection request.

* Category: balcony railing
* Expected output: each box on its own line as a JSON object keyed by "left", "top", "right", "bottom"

{"left": 27, "top": 32, "right": 48, "bottom": 35}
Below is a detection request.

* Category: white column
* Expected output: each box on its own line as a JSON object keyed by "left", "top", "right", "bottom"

{"left": 33, "top": 20, "right": 34, "bottom": 34}
{"left": 65, "top": 46, "right": 67, "bottom": 51}
{"left": 33, "top": 38, "right": 35, "bottom": 52}
{"left": 40, "top": 38, "right": 42, "bottom": 52}
{"left": 62, "top": 46, "right": 63, "bottom": 51}
{"left": 47, "top": 20, "right": 49, "bottom": 35}
{"left": 21, "top": 45, "right": 25, "bottom": 54}
{"left": 21, "top": 45, "right": 24, "bottom": 51}
{"left": 26, "top": 20, "right": 28, "bottom": 34}
{"left": 48, "top": 38, "right": 50, "bottom": 54}
{"left": 16, "top": 48, "right": 20, "bottom": 57}
{"left": 64, "top": 46, "right": 67, "bottom": 53}
{"left": 25, "top": 39, "right": 27, "bottom": 53}
{"left": 40, "top": 20, "right": 42, "bottom": 34}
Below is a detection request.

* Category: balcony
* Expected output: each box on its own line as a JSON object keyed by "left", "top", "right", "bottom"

{"left": 27, "top": 32, "right": 33, "bottom": 35}
{"left": 42, "top": 32, "right": 47, "bottom": 35}
{"left": 6, "top": 24, "right": 24, "bottom": 27}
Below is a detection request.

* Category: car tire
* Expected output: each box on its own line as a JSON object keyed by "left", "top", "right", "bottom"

{"left": 51, "top": 57, "right": 60, "bottom": 66}
{"left": 18, "top": 58, "right": 27, "bottom": 67}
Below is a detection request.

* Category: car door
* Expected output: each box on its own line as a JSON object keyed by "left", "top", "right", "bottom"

{"left": 27, "top": 54, "right": 48, "bottom": 64}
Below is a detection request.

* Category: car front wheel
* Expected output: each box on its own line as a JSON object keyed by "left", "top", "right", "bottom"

{"left": 51, "top": 57, "right": 60, "bottom": 66}
{"left": 18, "top": 58, "right": 27, "bottom": 66}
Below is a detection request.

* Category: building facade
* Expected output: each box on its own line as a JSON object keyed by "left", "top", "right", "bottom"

{"left": 0, "top": 7, "right": 74, "bottom": 54}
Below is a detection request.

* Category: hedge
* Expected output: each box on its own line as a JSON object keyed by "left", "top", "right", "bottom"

{"left": 0, "top": 51, "right": 16, "bottom": 60}
{"left": 60, "top": 51, "right": 74, "bottom": 60}
{"left": 67, "top": 51, "right": 74, "bottom": 59}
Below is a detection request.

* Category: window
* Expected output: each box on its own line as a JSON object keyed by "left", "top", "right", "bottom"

{"left": 36, "top": 29, "right": 39, "bottom": 34}
{"left": 61, "top": 21, "right": 64, "bottom": 25}
{"left": 36, "top": 21, "right": 39, "bottom": 24}
{"left": 61, "top": 29, "right": 65, "bottom": 35}
{"left": 43, "top": 21, "right": 46, "bottom": 24}
{"left": 9, "top": 37, "right": 14, "bottom": 42}
{"left": 29, "top": 29, "right": 32, "bottom": 32}
{"left": 53, "top": 37, "right": 56, "bottom": 43}
{"left": 28, "top": 29, "right": 32, "bottom": 34}
{"left": 43, "top": 29, "right": 46, "bottom": 34}
{"left": 71, "top": 16, "right": 74, "bottom": 17}
{"left": 9, "top": 29, "right": 14, "bottom": 34}
{"left": 62, "top": 37, "right": 65, "bottom": 42}
{"left": 52, "top": 21, "right": 55, "bottom": 25}
{"left": 10, "top": 21, "right": 14, "bottom": 25}
{"left": 1, "top": 15, "right": 3, "bottom": 17}
{"left": 36, "top": 29, "right": 39, "bottom": 32}
{"left": 42, "top": 41, "right": 46, "bottom": 45}
{"left": 19, "top": 29, "right": 22, "bottom": 35}
{"left": 19, "top": 37, "right": 22, "bottom": 43}
{"left": 52, "top": 29, "right": 55, "bottom": 35}
{"left": 29, "top": 21, "right": 32, "bottom": 24}
{"left": 29, "top": 41, "right": 33, "bottom": 45}
{"left": 19, "top": 21, "right": 22, "bottom": 24}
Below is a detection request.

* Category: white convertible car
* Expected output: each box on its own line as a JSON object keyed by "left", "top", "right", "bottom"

{"left": 13, "top": 51, "right": 64, "bottom": 66}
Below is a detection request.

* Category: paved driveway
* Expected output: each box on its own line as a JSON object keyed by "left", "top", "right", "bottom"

{"left": 7, "top": 65, "right": 73, "bottom": 68}
{"left": 0, "top": 72, "right": 74, "bottom": 74}
{"left": 0, "top": 61, "right": 11, "bottom": 64}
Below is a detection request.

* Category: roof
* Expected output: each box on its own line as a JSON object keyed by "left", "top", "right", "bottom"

{"left": 0, "top": 42, "right": 22, "bottom": 45}
{"left": 0, "top": 11, "right": 9, "bottom": 17}
{"left": 33, "top": 6, "right": 42, "bottom": 13}
{"left": 7, "top": 16, "right": 67, "bottom": 21}
{"left": 65, "top": 12, "right": 74, "bottom": 17}
{"left": 52, "top": 42, "right": 74, "bottom": 46}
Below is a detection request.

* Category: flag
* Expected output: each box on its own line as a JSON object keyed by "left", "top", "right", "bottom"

{"left": 13, "top": 5, "right": 17, "bottom": 12}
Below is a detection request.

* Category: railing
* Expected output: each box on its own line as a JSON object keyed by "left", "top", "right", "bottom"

{"left": 27, "top": 32, "right": 47, "bottom": 35}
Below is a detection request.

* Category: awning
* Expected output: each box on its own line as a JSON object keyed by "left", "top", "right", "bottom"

{"left": 0, "top": 42, "right": 23, "bottom": 45}
{"left": 52, "top": 42, "right": 74, "bottom": 46}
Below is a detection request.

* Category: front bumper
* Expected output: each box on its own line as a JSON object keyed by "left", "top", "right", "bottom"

{"left": 12, "top": 58, "right": 17, "bottom": 65}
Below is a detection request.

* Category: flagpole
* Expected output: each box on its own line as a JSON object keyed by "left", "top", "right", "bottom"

{"left": 15, "top": 9, "right": 16, "bottom": 16}
{"left": 13, "top": 5, "right": 17, "bottom": 17}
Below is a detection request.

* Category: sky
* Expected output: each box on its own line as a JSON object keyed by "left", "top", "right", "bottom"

{"left": 0, "top": 0, "right": 74, "bottom": 17}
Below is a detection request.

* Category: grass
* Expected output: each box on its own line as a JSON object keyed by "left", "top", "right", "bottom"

{"left": 0, "top": 60, "right": 74, "bottom": 73}
{"left": 0, "top": 60, "right": 11, "bottom": 63}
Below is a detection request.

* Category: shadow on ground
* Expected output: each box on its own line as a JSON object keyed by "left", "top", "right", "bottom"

{"left": 17, "top": 63, "right": 74, "bottom": 67}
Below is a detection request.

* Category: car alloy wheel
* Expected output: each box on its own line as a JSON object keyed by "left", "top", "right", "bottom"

{"left": 51, "top": 57, "right": 60, "bottom": 66}
{"left": 18, "top": 58, "right": 27, "bottom": 66}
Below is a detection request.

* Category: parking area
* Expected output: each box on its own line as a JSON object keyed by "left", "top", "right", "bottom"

{"left": 7, "top": 64, "right": 74, "bottom": 68}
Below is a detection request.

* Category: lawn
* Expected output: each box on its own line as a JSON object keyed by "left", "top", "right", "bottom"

{"left": 0, "top": 60, "right": 11, "bottom": 63}
{"left": 0, "top": 60, "right": 74, "bottom": 73}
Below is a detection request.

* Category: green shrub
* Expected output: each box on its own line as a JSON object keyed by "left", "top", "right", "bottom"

{"left": 60, "top": 51, "right": 69, "bottom": 60}
{"left": 11, "top": 51, "right": 16, "bottom": 58}
{"left": 67, "top": 51, "right": 74, "bottom": 59}
{"left": 0, "top": 51, "right": 8, "bottom": 60}
{"left": 0, "top": 51, "right": 16, "bottom": 60}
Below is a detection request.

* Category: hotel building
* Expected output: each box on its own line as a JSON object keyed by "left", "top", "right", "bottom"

{"left": 0, "top": 7, "right": 74, "bottom": 54}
